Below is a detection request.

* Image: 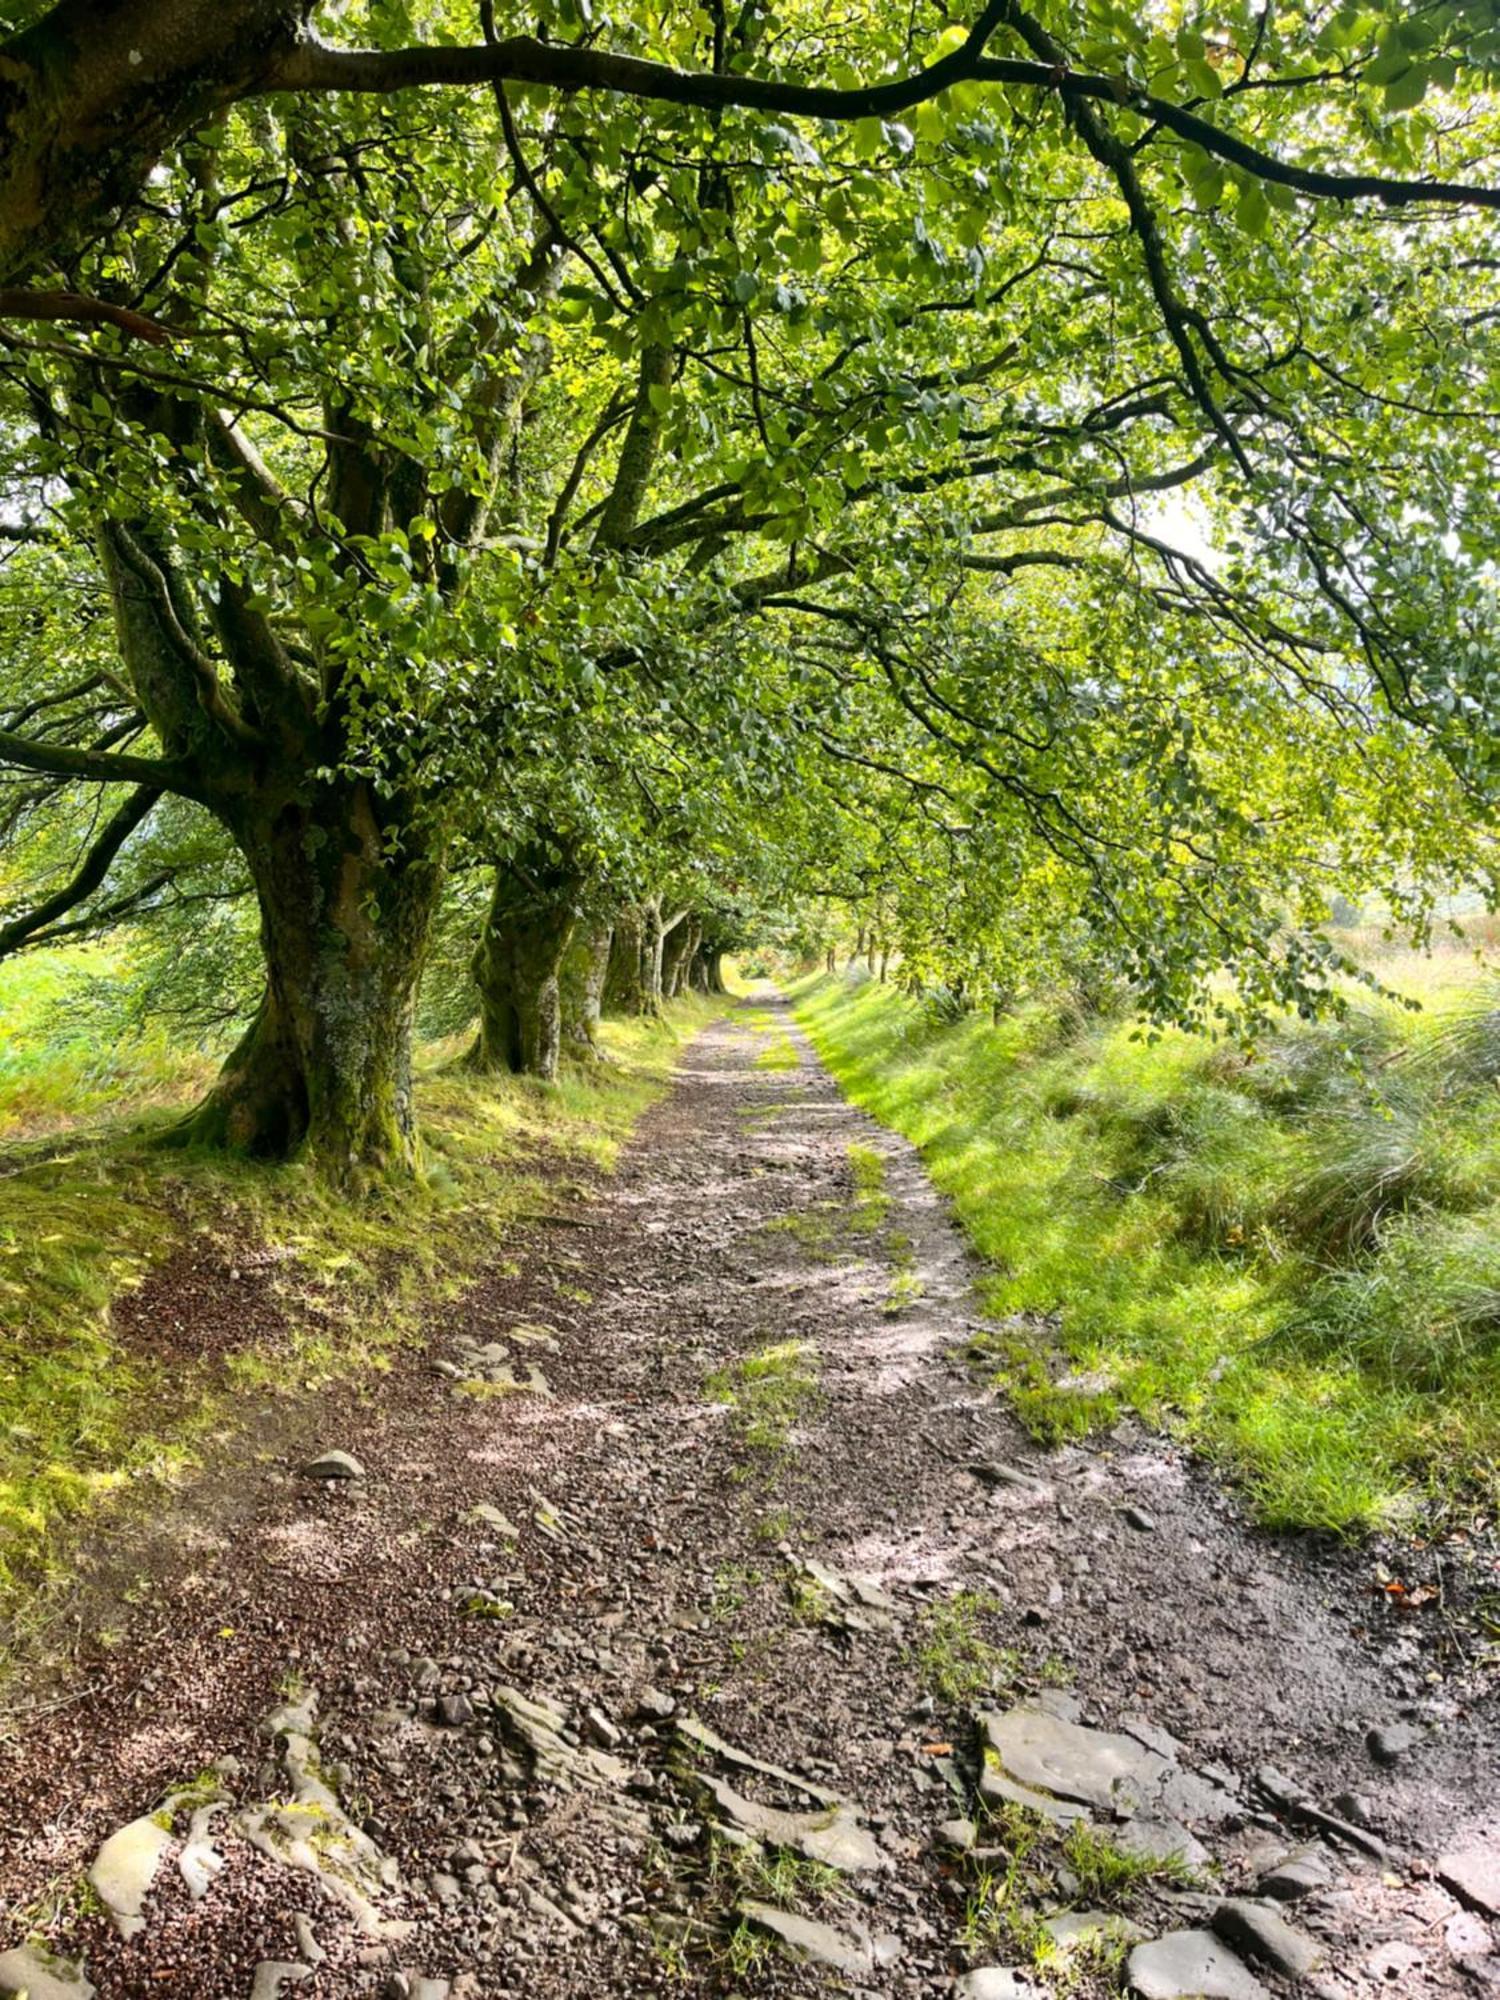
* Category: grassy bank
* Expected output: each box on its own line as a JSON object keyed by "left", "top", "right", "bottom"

{"left": 0, "top": 990, "right": 719, "bottom": 1640}
{"left": 791, "top": 967, "right": 1500, "bottom": 1535}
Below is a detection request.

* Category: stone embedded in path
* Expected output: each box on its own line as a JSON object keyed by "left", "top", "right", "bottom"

{"left": 468, "top": 1503, "right": 520, "bottom": 1539}
{"left": 738, "top": 1900, "right": 875, "bottom": 1974}
{"left": 1114, "top": 1813, "right": 1208, "bottom": 1871}
{"left": 248, "top": 1964, "right": 313, "bottom": 2000}
{"left": 1127, "top": 1931, "right": 1270, "bottom": 2000}
{"left": 1046, "top": 1909, "right": 1148, "bottom": 1949}
{"left": 1255, "top": 1846, "right": 1334, "bottom": 1901}
{"left": 301, "top": 1449, "right": 365, "bottom": 1480}
{"left": 1440, "top": 1845, "right": 1500, "bottom": 1920}
{"left": 981, "top": 1703, "right": 1166, "bottom": 1812}
{"left": 786, "top": 1552, "right": 899, "bottom": 1633}
{"left": 0, "top": 1944, "right": 95, "bottom": 2000}
{"left": 968, "top": 1461, "right": 1044, "bottom": 1493}
{"left": 675, "top": 1714, "right": 840, "bottom": 1805}
{"left": 977, "top": 1700, "right": 1237, "bottom": 1862}
{"left": 695, "top": 1772, "right": 884, "bottom": 1873}
{"left": 954, "top": 1972, "right": 1036, "bottom": 1999}
{"left": 1212, "top": 1898, "right": 1322, "bottom": 1977}
{"left": 88, "top": 1813, "right": 173, "bottom": 1940}
{"left": 1366, "top": 1720, "right": 1422, "bottom": 1766}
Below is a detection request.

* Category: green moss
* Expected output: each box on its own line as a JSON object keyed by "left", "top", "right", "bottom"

{"left": 0, "top": 993, "right": 719, "bottom": 1644}
{"left": 706, "top": 1338, "right": 821, "bottom": 1456}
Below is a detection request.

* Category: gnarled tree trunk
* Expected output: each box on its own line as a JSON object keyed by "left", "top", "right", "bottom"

{"left": 175, "top": 775, "right": 443, "bottom": 1180}
{"left": 663, "top": 913, "right": 696, "bottom": 999}
{"left": 603, "top": 904, "right": 648, "bottom": 1015}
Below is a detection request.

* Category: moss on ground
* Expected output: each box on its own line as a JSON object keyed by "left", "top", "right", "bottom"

{"left": 0, "top": 995, "right": 719, "bottom": 1636}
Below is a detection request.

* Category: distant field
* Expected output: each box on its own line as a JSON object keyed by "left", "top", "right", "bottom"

{"left": 792, "top": 939, "right": 1500, "bottom": 1536}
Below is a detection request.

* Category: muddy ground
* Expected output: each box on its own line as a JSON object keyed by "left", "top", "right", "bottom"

{"left": 0, "top": 996, "right": 1495, "bottom": 1999}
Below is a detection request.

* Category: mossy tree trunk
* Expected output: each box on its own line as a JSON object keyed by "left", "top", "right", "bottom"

{"left": 176, "top": 776, "right": 444, "bottom": 1178}
{"left": 560, "top": 920, "right": 612, "bottom": 1057}
{"left": 662, "top": 913, "right": 696, "bottom": 999}
{"left": 603, "top": 904, "right": 648, "bottom": 1015}
{"left": 467, "top": 848, "right": 584, "bottom": 1082}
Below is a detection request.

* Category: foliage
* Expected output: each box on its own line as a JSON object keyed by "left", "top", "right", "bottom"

{"left": 0, "top": 0, "right": 1497, "bottom": 1175}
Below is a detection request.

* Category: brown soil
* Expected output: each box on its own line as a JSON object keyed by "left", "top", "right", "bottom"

{"left": 0, "top": 998, "right": 1495, "bottom": 1999}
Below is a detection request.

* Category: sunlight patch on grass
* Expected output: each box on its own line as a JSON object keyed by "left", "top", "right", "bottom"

{"left": 791, "top": 970, "right": 1500, "bottom": 1534}
{"left": 0, "top": 991, "right": 719, "bottom": 1637}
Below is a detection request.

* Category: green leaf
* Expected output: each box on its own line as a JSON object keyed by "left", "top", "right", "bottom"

{"left": 1383, "top": 63, "right": 1429, "bottom": 108}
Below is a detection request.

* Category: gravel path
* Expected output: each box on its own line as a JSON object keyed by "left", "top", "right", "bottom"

{"left": 1, "top": 996, "right": 1496, "bottom": 1999}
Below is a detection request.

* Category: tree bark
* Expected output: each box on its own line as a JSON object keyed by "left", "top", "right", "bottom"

{"left": 663, "top": 914, "right": 696, "bottom": 999}
{"left": 639, "top": 895, "right": 667, "bottom": 1015}
{"left": 560, "top": 920, "right": 612, "bottom": 1057}
{"left": 603, "top": 905, "right": 649, "bottom": 1015}
{"left": 467, "top": 851, "right": 582, "bottom": 1081}
{"left": 171, "top": 775, "right": 443, "bottom": 1181}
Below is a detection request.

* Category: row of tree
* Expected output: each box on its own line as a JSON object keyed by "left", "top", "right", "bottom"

{"left": 0, "top": 0, "right": 1497, "bottom": 1181}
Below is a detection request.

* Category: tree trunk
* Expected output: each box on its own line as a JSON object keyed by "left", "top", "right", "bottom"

{"left": 560, "top": 921, "right": 612, "bottom": 1057}
{"left": 879, "top": 941, "right": 891, "bottom": 982}
{"left": 702, "top": 948, "right": 727, "bottom": 995}
{"left": 172, "top": 776, "right": 442, "bottom": 1181}
{"left": 639, "top": 895, "right": 666, "bottom": 1015}
{"left": 603, "top": 905, "right": 649, "bottom": 1015}
{"left": 467, "top": 851, "right": 582, "bottom": 1082}
{"left": 663, "top": 915, "right": 696, "bottom": 999}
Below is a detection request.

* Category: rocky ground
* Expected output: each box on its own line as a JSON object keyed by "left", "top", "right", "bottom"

{"left": 0, "top": 995, "right": 1496, "bottom": 2000}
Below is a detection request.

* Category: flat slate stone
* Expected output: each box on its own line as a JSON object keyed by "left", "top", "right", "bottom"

{"left": 89, "top": 1814, "right": 173, "bottom": 1940}
{"left": 468, "top": 1504, "right": 520, "bottom": 1538}
{"left": 248, "top": 1965, "right": 313, "bottom": 2000}
{"left": 976, "top": 1761, "right": 1088, "bottom": 1825}
{"left": 1213, "top": 1899, "right": 1321, "bottom": 1977}
{"left": 1255, "top": 1846, "right": 1333, "bottom": 1902}
{"left": 1046, "top": 1909, "right": 1148, "bottom": 1948}
{"left": 301, "top": 1449, "right": 365, "bottom": 1480}
{"left": 954, "top": 1972, "right": 1036, "bottom": 1999}
{"left": 1440, "top": 1846, "right": 1500, "bottom": 1920}
{"left": 740, "top": 1900, "right": 872, "bottom": 1973}
{"left": 698, "top": 1773, "right": 883, "bottom": 1873}
{"left": 0, "top": 1944, "right": 95, "bottom": 1999}
{"left": 1127, "top": 1931, "right": 1270, "bottom": 2000}
{"left": 981, "top": 1704, "right": 1163, "bottom": 1812}
{"left": 1114, "top": 1814, "right": 1209, "bottom": 1871}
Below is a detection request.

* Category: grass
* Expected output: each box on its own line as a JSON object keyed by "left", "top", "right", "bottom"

{"left": 792, "top": 957, "right": 1500, "bottom": 1535}
{"left": 0, "top": 977, "right": 720, "bottom": 1648}
{"left": 909, "top": 1589, "right": 1019, "bottom": 1704}
{"left": 705, "top": 1338, "right": 821, "bottom": 1456}
{"left": 1061, "top": 1820, "right": 1195, "bottom": 1899}
{"left": 846, "top": 1142, "right": 891, "bottom": 1232}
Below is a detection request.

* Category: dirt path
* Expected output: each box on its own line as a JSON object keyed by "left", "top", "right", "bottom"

{"left": 1, "top": 997, "right": 1496, "bottom": 2000}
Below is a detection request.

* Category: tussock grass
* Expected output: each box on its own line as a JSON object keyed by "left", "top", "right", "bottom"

{"left": 792, "top": 968, "right": 1500, "bottom": 1535}
{"left": 0, "top": 987, "right": 718, "bottom": 1637}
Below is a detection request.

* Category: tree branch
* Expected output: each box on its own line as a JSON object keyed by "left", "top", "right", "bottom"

{"left": 0, "top": 729, "right": 197, "bottom": 790}
{"left": 0, "top": 785, "right": 162, "bottom": 957}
